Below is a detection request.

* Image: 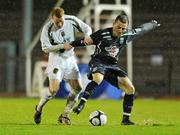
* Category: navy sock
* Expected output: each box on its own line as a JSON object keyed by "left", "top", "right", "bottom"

{"left": 80, "top": 81, "right": 98, "bottom": 103}
{"left": 123, "top": 94, "right": 134, "bottom": 121}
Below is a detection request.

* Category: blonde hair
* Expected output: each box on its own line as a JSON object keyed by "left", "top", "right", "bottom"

{"left": 51, "top": 7, "right": 64, "bottom": 18}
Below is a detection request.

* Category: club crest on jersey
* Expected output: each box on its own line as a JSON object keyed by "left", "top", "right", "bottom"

{"left": 58, "top": 31, "right": 71, "bottom": 43}
{"left": 53, "top": 68, "right": 59, "bottom": 74}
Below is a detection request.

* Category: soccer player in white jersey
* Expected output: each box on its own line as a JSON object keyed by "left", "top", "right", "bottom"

{"left": 33, "top": 7, "right": 92, "bottom": 125}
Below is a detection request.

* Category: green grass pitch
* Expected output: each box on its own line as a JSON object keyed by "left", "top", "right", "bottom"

{"left": 0, "top": 98, "right": 180, "bottom": 135}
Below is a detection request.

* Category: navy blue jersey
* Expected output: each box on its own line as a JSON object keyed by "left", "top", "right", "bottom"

{"left": 71, "top": 21, "right": 159, "bottom": 65}
{"left": 90, "top": 27, "right": 125, "bottom": 64}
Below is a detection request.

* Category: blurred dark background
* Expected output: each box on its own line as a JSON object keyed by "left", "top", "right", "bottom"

{"left": 0, "top": 0, "right": 179, "bottom": 97}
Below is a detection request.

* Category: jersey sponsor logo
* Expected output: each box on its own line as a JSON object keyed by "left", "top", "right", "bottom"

{"left": 105, "top": 46, "right": 119, "bottom": 57}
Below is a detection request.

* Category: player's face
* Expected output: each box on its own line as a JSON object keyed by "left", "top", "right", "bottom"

{"left": 52, "top": 15, "right": 64, "bottom": 28}
{"left": 112, "top": 20, "right": 128, "bottom": 37}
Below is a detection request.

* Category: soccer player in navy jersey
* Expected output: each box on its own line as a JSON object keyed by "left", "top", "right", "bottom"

{"left": 64, "top": 12, "right": 160, "bottom": 125}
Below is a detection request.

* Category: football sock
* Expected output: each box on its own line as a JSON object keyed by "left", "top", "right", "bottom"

{"left": 63, "top": 90, "right": 80, "bottom": 117}
{"left": 81, "top": 81, "right": 98, "bottom": 102}
{"left": 36, "top": 89, "right": 55, "bottom": 112}
{"left": 123, "top": 94, "right": 134, "bottom": 121}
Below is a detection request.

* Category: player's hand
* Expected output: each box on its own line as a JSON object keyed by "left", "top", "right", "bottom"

{"left": 151, "top": 20, "right": 161, "bottom": 27}
{"left": 64, "top": 43, "right": 73, "bottom": 50}
{"left": 84, "top": 36, "right": 93, "bottom": 45}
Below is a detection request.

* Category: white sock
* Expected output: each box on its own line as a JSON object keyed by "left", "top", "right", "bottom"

{"left": 36, "top": 89, "right": 55, "bottom": 112}
{"left": 62, "top": 91, "right": 80, "bottom": 117}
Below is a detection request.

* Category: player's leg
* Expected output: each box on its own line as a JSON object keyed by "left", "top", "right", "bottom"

{"left": 34, "top": 79, "right": 60, "bottom": 124}
{"left": 118, "top": 76, "right": 135, "bottom": 125}
{"left": 58, "top": 79, "right": 82, "bottom": 125}
{"left": 58, "top": 57, "right": 82, "bottom": 125}
{"left": 73, "top": 72, "right": 104, "bottom": 114}
{"left": 39, "top": 79, "right": 60, "bottom": 108}
{"left": 34, "top": 68, "right": 62, "bottom": 124}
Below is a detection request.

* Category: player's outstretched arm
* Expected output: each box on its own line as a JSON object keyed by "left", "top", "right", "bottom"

{"left": 140, "top": 20, "right": 160, "bottom": 33}
{"left": 124, "top": 20, "right": 160, "bottom": 42}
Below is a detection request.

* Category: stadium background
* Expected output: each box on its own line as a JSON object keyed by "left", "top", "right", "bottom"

{"left": 0, "top": 0, "right": 180, "bottom": 98}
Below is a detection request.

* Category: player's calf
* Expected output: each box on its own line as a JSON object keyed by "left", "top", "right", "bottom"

{"left": 73, "top": 81, "right": 98, "bottom": 114}
{"left": 73, "top": 98, "right": 86, "bottom": 114}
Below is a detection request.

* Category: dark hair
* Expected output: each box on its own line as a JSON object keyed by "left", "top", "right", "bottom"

{"left": 114, "top": 11, "right": 129, "bottom": 24}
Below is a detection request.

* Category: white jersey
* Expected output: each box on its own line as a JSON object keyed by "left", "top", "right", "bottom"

{"left": 40, "top": 15, "right": 92, "bottom": 80}
{"left": 40, "top": 15, "right": 92, "bottom": 58}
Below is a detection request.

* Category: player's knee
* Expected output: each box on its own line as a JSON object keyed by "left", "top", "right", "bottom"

{"left": 71, "top": 82, "right": 82, "bottom": 93}
{"left": 93, "top": 77, "right": 103, "bottom": 85}
{"left": 92, "top": 73, "right": 104, "bottom": 85}
{"left": 49, "top": 85, "right": 59, "bottom": 95}
{"left": 49, "top": 79, "right": 59, "bottom": 94}
{"left": 129, "top": 85, "right": 135, "bottom": 94}
{"left": 49, "top": 88, "right": 58, "bottom": 95}
{"left": 125, "top": 85, "right": 135, "bottom": 95}
{"left": 75, "top": 84, "right": 83, "bottom": 92}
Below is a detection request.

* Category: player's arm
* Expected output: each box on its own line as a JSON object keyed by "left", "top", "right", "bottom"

{"left": 71, "top": 16, "right": 92, "bottom": 36}
{"left": 125, "top": 20, "right": 160, "bottom": 43}
{"left": 70, "top": 15, "right": 93, "bottom": 45}
{"left": 40, "top": 25, "right": 65, "bottom": 53}
{"left": 69, "top": 39, "right": 86, "bottom": 47}
{"left": 69, "top": 29, "right": 102, "bottom": 47}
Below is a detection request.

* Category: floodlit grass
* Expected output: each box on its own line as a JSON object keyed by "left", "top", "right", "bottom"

{"left": 0, "top": 98, "right": 180, "bottom": 135}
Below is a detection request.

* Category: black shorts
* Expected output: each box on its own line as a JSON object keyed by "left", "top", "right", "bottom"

{"left": 87, "top": 59, "right": 127, "bottom": 88}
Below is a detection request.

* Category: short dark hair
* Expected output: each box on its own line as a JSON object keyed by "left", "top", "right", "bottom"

{"left": 114, "top": 11, "right": 129, "bottom": 24}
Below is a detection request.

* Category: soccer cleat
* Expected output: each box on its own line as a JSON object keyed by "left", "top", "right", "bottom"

{"left": 73, "top": 103, "right": 85, "bottom": 115}
{"left": 58, "top": 114, "right": 71, "bottom": 125}
{"left": 34, "top": 105, "right": 42, "bottom": 124}
{"left": 121, "top": 119, "right": 135, "bottom": 125}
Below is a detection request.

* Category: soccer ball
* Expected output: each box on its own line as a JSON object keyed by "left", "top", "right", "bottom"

{"left": 89, "top": 110, "right": 107, "bottom": 126}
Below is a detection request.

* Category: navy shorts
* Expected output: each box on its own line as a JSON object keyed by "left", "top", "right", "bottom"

{"left": 87, "top": 59, "right": 127, "bottom": 88}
